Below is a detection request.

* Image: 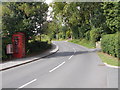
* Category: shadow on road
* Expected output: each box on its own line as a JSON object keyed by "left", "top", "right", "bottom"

{"left": 3, "top": 48, "right": 100, "bottom": 62}
{"left": 46, "top": 48, "right": 101, "bottom": 58}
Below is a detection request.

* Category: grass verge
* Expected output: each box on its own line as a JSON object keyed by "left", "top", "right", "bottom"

{"left": 68, "top": 39, "right": 120, "bottom": 66}
{"left": 98, "top": 52, "right": 120, "bottom": 66}
{"left": 69, "top": 39, "right": 95, "bottom": 48}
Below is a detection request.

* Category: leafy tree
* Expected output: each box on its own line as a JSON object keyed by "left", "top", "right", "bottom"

{"left": 51, "top": 2, "right": 102, "bottom": 39}
{"left": 49, "top": 2, "right": 119, "bottom": 42}
{"left": 46, "top": 21, "right": 58, "bottom": 39}
{"left": 102, "top": 2, "right": 120, "bottom": 33}
{"left": 2, "top": 2, "right": 48, "bottom": 41}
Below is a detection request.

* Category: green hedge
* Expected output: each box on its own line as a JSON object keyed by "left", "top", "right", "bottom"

{"left": 27, "top": 41, "right": 52, "bottom": 54}
{"left": 101, "top": 33, "right": 120, "bottom": 59}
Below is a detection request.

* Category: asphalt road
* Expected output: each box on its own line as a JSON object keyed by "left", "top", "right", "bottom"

{"left": 1, "top": 41, "right": 118, "bottom": 88}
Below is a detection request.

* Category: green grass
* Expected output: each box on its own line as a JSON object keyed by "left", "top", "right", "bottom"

{"left": 98, "top": 52, "right": 120, "bottom": 66}
{"left": 69, "top": 39, "right": 95, "bottom": 48}
{"left": 68, "top": 39, "right": 120, "bottom": 66}
{"left": 34, "top": 34, "right": 51, "bottom": 44}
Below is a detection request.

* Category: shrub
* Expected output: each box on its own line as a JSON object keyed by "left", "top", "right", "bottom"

{"left": 101, "top": 32, "right": 120, "bottom": 59}
{"left": 90, "top": 27, "right": 101, "bottom": 42}
{"left": 58, "top": 32, "right": 63, "bottom": 39}
{"left": 85, "top": 31, "right": 90, "bottom": 40}
{"left": 27, "top": 41, "right": 51, "bottom": 54}
{"left": 66, "top": 30, "right": 71, "bottom": 39}
{"left": 90, "top": 27, "right": 102, "bottom": 47}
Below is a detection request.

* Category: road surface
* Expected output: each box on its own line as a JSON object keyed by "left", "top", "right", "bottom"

{"left": 1, "top": 41, "right": 118, "bottom": 88}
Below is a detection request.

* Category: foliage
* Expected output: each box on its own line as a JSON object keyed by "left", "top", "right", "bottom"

{"left": 66, "top": 30, "right": 72, "bottom": 39}
{"left": 0, "top": 4, "right": 1, "bottom": 28}
{"left": 102, "top": 2, "right": 120, "bottom": 33}
{"left": 2, "top": 2, "right": 50, "bottom": 60}
{"left": 101, "top": 33, "right": 120, "bottom": 59}
{"left": 2, "top": 2, "right": 48, "bottom": 40}
{"left": 49, "top": 2, "right": 119, "bottom": 41}
{"left": 46, "top": 21, "right": 58, "bottom": 39}
{"left": 27, "top": 41, "right": 51, "bottom": 54}
{"left": 50, "top": 2, "right": 113, "bottom": 41}
{"left": 85, "top": 31, "right": 90, "bottom": 40}
{"left": 35, "top": 34, "right": 51, "bottom": 44}
{"left": 90, "top": 27, "right": 102, "bottom": 42}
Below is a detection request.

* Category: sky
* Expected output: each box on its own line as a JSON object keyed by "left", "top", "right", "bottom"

{"left": 46, "top": 7, "right": 53, "bottom": 21}
{"left": 45, "top": 0, "right": 53, "bottom": 5}
{"left": 45, "top": 0, "right": 53, "bottom": 21}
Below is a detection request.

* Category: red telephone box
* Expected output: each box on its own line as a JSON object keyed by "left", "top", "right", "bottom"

{"left": 12, "top": 32, "right": 25, "bottom": 58}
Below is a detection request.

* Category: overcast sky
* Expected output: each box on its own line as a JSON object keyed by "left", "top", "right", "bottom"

{"left": 45, "top": 0, "right": 53, "bottom": 5}
{"left": 45, "top": 0, "right": 53, "bottom": 21}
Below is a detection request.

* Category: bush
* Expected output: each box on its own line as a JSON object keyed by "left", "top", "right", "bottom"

{"left": 85, "top": 31, "right": 90, "bottom": 40}
{"left": 90, "top": 27, "right": 101, "bottom": 42}
{"left": 58, "top": 32, "right": 63, "bottom": 39}
{"left": 101, "top": 32, "right": 120, "bottom": 59}
{"left": 66, "top": 30, "right": 71, "bottom": 38}
{"left": 90, "top": 27, "right": 102, "bottom": 47}
{"left": 27, "top": 41, "right": 51, "bottom": 54}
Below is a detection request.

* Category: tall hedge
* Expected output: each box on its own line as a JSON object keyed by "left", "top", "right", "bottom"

{"left": 101, "top": 32, "right": 120, "bottom": 59}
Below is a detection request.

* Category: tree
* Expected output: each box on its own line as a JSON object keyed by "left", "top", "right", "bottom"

{"left": 49, "top": 2, "right": 119, "bottom": 41}
{"left": 2, "top": 2, "right": 49, "bottom": 41}
{"left": 102, "top": 2, "right": 120, "bottom": 33}
{"left": 46, "top": 21, "right": 57, "bottom": 39}
{"left": 51, "top": 2, "right": 103, "bottom": 39}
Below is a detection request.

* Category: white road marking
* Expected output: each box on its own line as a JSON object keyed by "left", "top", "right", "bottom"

{"left": 49, "top": 61, "right": 65, "bottom": 72}
{"left": 17, "top": 79, "right": 37, "bottom": 89}
{"left": 68, "top": 48, "right": 76, "bottom": 60}
{"left": 69, "top": 55, "right": 73, "bottom": 59}
{"left": 73, "top": 48, "right": 76, "bottom": 53}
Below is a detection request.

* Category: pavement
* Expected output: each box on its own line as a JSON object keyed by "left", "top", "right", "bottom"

{"left": 0, "top": 41, "right": 119, "bottom": 89}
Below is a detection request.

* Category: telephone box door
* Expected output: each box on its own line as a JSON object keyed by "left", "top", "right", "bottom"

{"left": 12, "top": 32, "right": 25, "bottom": 58}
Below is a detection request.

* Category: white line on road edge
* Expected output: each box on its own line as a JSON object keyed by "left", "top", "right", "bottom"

{"left": 16, "top": 79, "right": 37, "bottom": 90}
{"left": 69, "top": 55, "right": 73, "bottom": 59}
{"left": 49, "top": 61, "right": 65, "bottom": 72}
{"left": 68, "top": 48, "right": 76, "bottom": 60}
{"left": 104, "top": 63, "right": 120, "bottom": 68}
